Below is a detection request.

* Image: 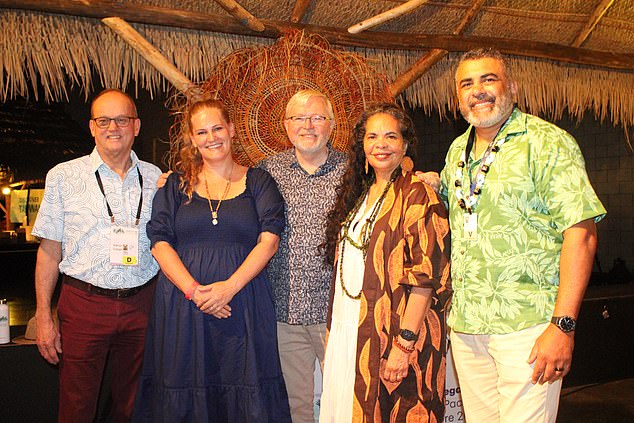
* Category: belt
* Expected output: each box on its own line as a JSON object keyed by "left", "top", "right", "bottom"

{"left": 62, "top": 275, "right": 154, "bottom": 299}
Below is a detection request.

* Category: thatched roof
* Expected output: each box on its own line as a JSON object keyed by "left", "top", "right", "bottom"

{"left": 1, "top": 0, "right": 634, "bottom": 128}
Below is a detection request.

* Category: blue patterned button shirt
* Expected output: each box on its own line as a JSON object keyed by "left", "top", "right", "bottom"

{"left": 259, "top": 147, "right": 348, "bottom": 325}
{"left": 32, "top": 148, "right": 162, "bottom": 289}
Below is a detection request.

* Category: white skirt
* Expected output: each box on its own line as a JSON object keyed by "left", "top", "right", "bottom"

{"left": 319, "top": 195, "right": 376, "bottom": 423}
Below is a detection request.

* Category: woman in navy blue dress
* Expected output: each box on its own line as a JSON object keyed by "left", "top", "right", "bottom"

{"left": 134, "top": 98, "right": 291, "bottom": 422}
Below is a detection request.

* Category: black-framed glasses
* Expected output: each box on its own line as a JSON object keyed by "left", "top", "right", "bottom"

{"left": 286, "top": 115, "right": 332, "bottom": 125}
{"left": 92, "top": 116, "right": 137, "bottom": 129}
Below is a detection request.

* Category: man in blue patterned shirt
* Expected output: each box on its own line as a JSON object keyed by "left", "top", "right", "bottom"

{"left": 259, "top": 90, "right": 347, "bottom": 423}
{"left": 32, "top": 89, "right": 162, "bottom": 423}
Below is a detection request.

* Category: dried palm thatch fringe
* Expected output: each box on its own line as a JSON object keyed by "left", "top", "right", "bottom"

{"left": 169, "top": 30, "right": 393, "bottom": 167}
{"left": 0, "top": 11, "right": 271, "bottom": 101}
{"left": 2, "top": 10, "right": 634, "bottom": 135}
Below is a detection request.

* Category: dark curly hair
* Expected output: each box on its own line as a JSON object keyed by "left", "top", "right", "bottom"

{"left": 322, "top": 103, "right": 418, "bottom": 264}
{"left": 456, "top": 48, "right": 513, "bottom": 81}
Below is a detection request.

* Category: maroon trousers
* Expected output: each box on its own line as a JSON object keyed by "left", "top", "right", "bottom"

{"left": 57, "top": 280, "right": 154, "bottom": 423}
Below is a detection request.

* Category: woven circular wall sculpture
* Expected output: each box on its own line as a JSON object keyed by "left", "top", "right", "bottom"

{"left": 195, "top": 30, "right": 393, "bottom": 166}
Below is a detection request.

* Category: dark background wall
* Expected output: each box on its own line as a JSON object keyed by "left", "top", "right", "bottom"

{"left": 413, "top": 109, "right": 628, "bottom": 280}
{"left": 52, "top": 86, "right": 634, "bottom": 278}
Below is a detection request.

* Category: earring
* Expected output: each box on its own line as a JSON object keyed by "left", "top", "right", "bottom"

{"left": 364, "top": 158, "right": 369, "bottom": 175}
{"left": 401, "top": 156, "right": 414, "bottom": 172}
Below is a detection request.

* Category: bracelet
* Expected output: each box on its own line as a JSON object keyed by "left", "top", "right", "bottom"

{"left": 393, "top": 336, "right": 415, "bottom": 354}
{"left": 184, "top": 282, "right": 200, "bottom": 301}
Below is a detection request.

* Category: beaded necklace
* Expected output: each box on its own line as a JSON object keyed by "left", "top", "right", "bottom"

{"left": 454, "top": 118, "right": 510, "bottom": 213}
{"left": 338, "top": 172, "right": 397, "bottom": 300}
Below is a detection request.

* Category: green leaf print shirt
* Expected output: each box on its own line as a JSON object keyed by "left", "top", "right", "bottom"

{"left": 440, "top": 108, "right": 606, "bottom": 334}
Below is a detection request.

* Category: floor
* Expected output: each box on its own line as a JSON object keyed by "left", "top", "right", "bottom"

{"left": 559, "top": 379, "right": 634, "bottom": 422}
{"left": 7, "top": 294, "right": 634, "bottom": 422}
{"left": 2, "top": 244, "right": 633, "bottom": 422}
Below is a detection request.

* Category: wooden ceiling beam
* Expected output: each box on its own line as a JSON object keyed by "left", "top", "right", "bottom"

{"left": 389, "top": 49, "right": 447, "bottom": 97}
{"left": 102, "top": 17, "right": 192, "bottom": 93}
{"left": 212, "top": 0, "right": 264, "bottom": 32}
{"left": 348, "top": 0, "right": 430, "bottom": 34}
{"left": 571, "top": 0, "right": 615, "bottom": 48}
{"left": 389, "top": 0, "right": 486, "bottom": 96}
{"left": 2, "top": 0, "right": 634, "bottom": 72}
{"left": 290, "top": 0, "right": 311, "bottom": 24}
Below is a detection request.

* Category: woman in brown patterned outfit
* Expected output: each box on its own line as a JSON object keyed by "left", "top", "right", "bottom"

{"left": 320, "top": 104, "right": 451, "bottom": 423}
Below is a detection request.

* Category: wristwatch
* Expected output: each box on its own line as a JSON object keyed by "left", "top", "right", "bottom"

{"left": 399, "top": 329, "right": 419, "bottom": 342}
{"left": 551, "top": 315, "right": 576, "bottom": 333}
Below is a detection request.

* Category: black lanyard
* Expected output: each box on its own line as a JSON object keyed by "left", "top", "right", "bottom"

{"left": 95, "top": 167, "right": 143, "bottom": 225}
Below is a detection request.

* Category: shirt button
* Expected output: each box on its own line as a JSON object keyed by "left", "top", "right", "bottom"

{"left": 460, "top": 250, "right": 465, "bottom": 255}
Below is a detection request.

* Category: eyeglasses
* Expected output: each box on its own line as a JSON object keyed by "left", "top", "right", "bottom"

{"left": 91, "top": 116, "right": 137, "bottom": 129}
{"left": 286, "top": 115, "right": 332, "bottom": 125}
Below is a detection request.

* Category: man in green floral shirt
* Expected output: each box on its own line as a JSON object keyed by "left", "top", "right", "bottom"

{"left": 440, "top": 48, "right": 606, "bottom": 422}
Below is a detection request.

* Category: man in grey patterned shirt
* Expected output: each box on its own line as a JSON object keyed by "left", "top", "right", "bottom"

{"left": 259, "top": 90, "right": 347, "bottom": 423}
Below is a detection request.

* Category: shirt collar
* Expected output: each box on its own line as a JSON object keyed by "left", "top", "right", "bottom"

{"left": 290, "top": 144, "right": 337, "bottom": 175}
{"left": 461, "top": 106, "right": 527, "bottom": 147}
{"left": 495, "top": 107, "right": 527, "bottom": 141}
{"left": 89, "top": 147, "right": 140, "bottom": 175}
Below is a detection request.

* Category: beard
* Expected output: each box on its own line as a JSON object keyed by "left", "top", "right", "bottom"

{"left": 459, "top": 91, "right": 514, "bottom": 128}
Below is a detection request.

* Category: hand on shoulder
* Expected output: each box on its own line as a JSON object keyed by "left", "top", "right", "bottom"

{"left": 414, "top": 171, "right": 440, "bottom": 193}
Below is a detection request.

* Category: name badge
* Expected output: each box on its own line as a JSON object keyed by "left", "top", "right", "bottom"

{"left": 110, "top": 225, "right": 140, "bottom": 266}
{"left": 463, "top": 213, "right": 478, "bottom": 241}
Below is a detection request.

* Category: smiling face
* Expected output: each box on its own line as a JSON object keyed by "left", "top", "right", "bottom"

{"left": 189, "top": 106, "right": 235, "bottom": 164}
{"left": 455, "top": 57, "right": 517, "bottom": 131}
{"left": 89, "top": 91, "right": 140, "bottom": 161}
{"left": 363, "top": 113, "right": 407, "bottom": 181}
{"left": 283, "top": 95, "right": 334, "bottom": 156}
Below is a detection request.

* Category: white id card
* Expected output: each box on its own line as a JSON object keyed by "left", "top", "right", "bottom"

{"left": 110, "top": 226, "right": 140, "bottom": 266}
{"left": 463, "top": 213, "right": 478, "bottom": 241}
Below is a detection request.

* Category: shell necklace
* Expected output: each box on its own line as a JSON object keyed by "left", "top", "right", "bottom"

{"left": 204, "top": 163, "right": 233, "bottom": 226}
{"left": 454, "top": 118, "right": 510, "bottom": 213}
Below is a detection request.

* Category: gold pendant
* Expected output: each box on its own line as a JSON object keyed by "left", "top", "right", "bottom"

{"left": 212, "top": 211, "right": 218, "bottom": 226}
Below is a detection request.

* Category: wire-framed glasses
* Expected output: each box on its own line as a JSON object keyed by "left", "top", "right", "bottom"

{"left": 286, "top": 115, "right": 332, "bottom": 125}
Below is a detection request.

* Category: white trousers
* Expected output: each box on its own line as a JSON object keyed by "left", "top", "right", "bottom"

{"left": 450, "top": 323, "right": 562, "bottom": 423}
{"left": 277, "top": 322, "right": 327, "bottom": 423}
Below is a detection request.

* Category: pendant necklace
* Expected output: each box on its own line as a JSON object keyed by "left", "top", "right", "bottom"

{"left": 204, "top": 164, "right": 233, "bottom": 226}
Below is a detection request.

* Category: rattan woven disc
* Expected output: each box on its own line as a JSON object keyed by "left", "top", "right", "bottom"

{"left": 199, "top": 30, "right": 393, "bottom": 166}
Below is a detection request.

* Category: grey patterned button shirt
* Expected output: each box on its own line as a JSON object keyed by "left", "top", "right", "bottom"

{"left": 32, "top": 148, "right": 162, "bottom": 289}
{"left": 259, "top": 147, "right": 347, "bottom": 325}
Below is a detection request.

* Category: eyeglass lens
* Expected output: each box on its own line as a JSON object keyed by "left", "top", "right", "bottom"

{"left": 93, "top": 116, "right": 135, "bottom": 128}
{"left": 289, "top": 115, "right": 329, "bottom": 124}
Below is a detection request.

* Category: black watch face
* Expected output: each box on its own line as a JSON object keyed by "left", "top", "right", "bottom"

{"left": 559, "top": 316, "right": 576, "bottom": 332}
{"left": 399, "top": 329, "right": 418, "bottom": 341}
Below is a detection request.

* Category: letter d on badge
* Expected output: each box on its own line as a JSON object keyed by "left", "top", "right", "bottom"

{"left": 123, "top": 256, "right": 137, "bottom": 265}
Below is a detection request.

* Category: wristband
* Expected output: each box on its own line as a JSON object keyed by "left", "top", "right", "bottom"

{"left": 393, "top": 336, "right": 415, "bottom": 354}
{"left": 185, "top": 282, "right": 200, "bottom": 301}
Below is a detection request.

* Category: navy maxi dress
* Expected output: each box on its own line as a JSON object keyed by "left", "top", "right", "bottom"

{"left": 133, "top": 168, "right": 291, "bottom": 422}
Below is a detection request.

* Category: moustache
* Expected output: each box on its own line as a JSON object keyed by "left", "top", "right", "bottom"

{"left": 469, "top": 93, "right": 496, "bottom": 107}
